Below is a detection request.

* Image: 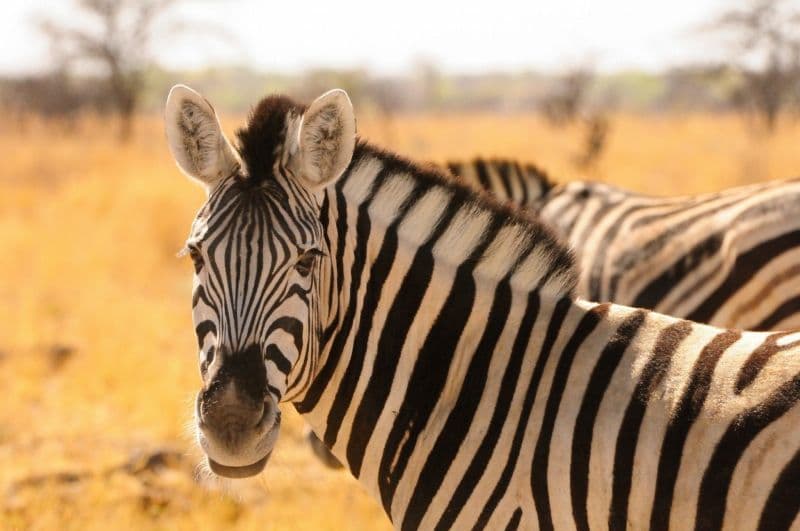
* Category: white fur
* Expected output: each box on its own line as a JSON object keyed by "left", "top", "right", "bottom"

{"left": 432, "top": 205, "right": 491, "bottom": 264}
{"left": 474, "top": 223, "right": 532, "bottom": 281}
{"left": 368, "top": 173, "right": 417, "bottom": 225}
{"left": 397, "top": 186, "right": 453, "bottom": 247}
{"left": 342, "top": 158, "right": 383, "bottom": 206}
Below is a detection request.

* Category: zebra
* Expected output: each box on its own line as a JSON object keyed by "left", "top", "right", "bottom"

{"left": 310, "top": 159, "right": 800, "bottom": 470}
{"left": 542, "top": 179, "right": 800, "bottom": 331}
{"left": 165, "top": 85, "right": 800, "bottom": 530}
{"left": 447, "top": 159, "right": 800, "bottom": 331}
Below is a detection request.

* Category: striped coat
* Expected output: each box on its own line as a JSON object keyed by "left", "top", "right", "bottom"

{"left": 166, "top": 86, "right": 800, "bottom": 530}
{"left": 449, "top": 159, "right": 800, "bottom": 331}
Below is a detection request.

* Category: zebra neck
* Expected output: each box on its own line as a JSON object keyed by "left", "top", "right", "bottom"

{"left": 306, "top": 145, "right": 577, "bottom": 379}
{"left": 295, "top": 286, "right": 657, "bottom": 522}
{"left": 292, "top": 144, "right": 587, "bottom": 513}
{"left": 330, "top": 143, "right": 577, "bottom": 297}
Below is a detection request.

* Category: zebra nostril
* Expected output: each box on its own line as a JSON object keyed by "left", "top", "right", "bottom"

{"left": 198, "top": 397, "right": 268, "bottom": 436}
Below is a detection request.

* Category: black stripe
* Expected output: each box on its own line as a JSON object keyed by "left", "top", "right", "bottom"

{"left": 755, "top": 294, "right": 800, "bottom": 330}
{"left": 295, "top": 176, "right": 379, "bottom": 414}
{"left": 629, "top": 190, "right": 744, "bottom": 230}
{"left": 570, "top": 310, "right": 647, "bottom": 531}
{"left": 436, "top": 292, "right": 541, "bottom": 530}
{"left": 471, "top": 297, "right": 572, "bottom": 529}
{"left": 446, "top": 162, "right": 462, "bottom": 177}
{"left": 195, "top": 320, "right": 217, "bottom": 349}
{"left": 735, "top": 333, "right": 790, "bottom": 393}
{"left": 757, "top": 449, "right": 800, "bottom": 531}
{"left": 531, "top": 303, "right": 610, "bottom": 531}
{"left": 473, "top": 159, "right": 493, "bottom": 192}
{"left": 239, "top": 201, "right": 265, "bottom": 332}
{"left": 345, "top": 200, "right": 458, "bottom": 478}
{"left": 609, "top": 320, "right": 692, "bottom": 530}
{"left": 514, "top": 162, "right": 529, "bottom": 207}
{"left": 649, "top": 329, "right": 741, "bottom": 531}
{"left": 401, "top": 280, "right": 513, "bottom": 530}
{"left": 378, "top": 218, "right": 503, "bottom": 516}
{"left": 494, "top": 160, "right": 514, "bottom": 200}
{"left": 695, "top": 372, "right": 800, "bottom": 531}
{"left": 333, "top": 181, "right": 348, "bottom": 312}
{"left": 504, "top": 508, "right": 523, "bottom": 530}
{"left": 584, "top": 203, "right": 643, "bottom": 300}
{"left": 308, "top": 169, "right": 379, "bottom": 417}
{"left": 321, "top": 181, "right": 350, "bottom": 345}
{"left": 264, "top": 344, "right": 292, "bottom": 374}
{"left": 214, "top": 202, "right": 242, "bottom": 347}
{"left": 234, "top": 203, "right": 248, "bottom": 338}
{"left": 323, "top": 185, "right": 422, "bottom": 448}
{"left": 632, "top": 234, "right": 723, "bottom": 310}
{"left": 687, "top": 230, "right": 800, "bottom": 323}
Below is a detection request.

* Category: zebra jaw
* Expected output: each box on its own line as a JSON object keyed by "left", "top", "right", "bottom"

{"left": 207, "top": 452, "right": 271, "bottom": 478}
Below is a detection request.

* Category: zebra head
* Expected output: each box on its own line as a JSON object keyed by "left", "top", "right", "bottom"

{"left": 165, "top": 85, "right": 356, "bottom": 478}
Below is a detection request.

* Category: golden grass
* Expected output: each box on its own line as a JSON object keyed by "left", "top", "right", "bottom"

{"left": 1, "top": 111, "right": 798, "bottom": 530}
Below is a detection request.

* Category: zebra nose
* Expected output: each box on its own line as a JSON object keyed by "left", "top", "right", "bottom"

{"left": 198, "top": 390, "right": 271, "bottom": 452}
{"left": 200, "top": 397, "right": 266, "bottom": 431}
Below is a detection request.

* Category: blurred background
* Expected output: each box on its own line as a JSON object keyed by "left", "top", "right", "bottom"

{"left": 1, "top": 1, "right": 800, "bottom": 529}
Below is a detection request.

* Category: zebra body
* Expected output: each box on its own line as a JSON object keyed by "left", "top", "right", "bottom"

{"left": 165, "top": 86, "right": 800, "bottom": 530}
{"left": 449, "top": 159, "right": 800, "bottom": 331}
{"left": 544, "top": 180, "right": 800, "bottom": 330}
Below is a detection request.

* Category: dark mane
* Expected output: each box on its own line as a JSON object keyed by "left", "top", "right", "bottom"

{"left": 519, "top": 160, "right": 556, "bottom": 195}
{"left": 483, "top": 157, "right": 556, "bottom": 195}
{"left": 447, "top": 157, "right": 557, "bottom": 200}
{"left": 235, "top": 95, "right": 307, "bottom": 185}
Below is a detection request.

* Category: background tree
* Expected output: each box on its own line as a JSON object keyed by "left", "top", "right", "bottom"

{"left": 539, "top": 66, "right": 594, "bottom": 126}
{"left": 708, "top": 0, "right": 800, "bottom": 132}
{"left": 38, "top": 0, "right": 179, "bottom": 141}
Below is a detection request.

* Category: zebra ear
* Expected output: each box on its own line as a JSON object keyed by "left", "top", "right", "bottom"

{"left": 164, "top": 84, "right": 239, "bottom": 191}
{"left": 293, "top": 89, "right": 356, "bottom": 190}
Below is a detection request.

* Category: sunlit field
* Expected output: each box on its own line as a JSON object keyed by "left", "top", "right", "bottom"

{"left": 1, "top": 111, "right": 799, "bottom": 530}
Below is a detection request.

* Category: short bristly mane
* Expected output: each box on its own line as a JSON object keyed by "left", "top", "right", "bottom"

{"left": 474, "top": 157, "right": 556, "bottom": 196}
{"left": 234, "top": 95, "right": 578, "bottom": 297}
{"left": 236, "top": 95, "right": 307, "bottom": 186}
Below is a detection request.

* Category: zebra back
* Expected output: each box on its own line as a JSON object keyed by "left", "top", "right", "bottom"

{"left": 444, "top": 158, "right": 800, "bottom": 331}
{"left": 541, "top": 178, "right": 800, "bottom": 330}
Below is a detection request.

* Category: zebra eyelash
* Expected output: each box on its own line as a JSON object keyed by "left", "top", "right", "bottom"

{"left": 301, "top": 248, "right": 325, "bottom": 258}
{"left": 295, "top": 248, "right": 323, "bottom": 273}
{"left": 178, "top": 244, "right": 204, "bottom": 261}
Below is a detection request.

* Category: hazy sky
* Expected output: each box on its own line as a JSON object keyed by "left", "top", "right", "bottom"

{"left": 1, "top": 0, "right": 737, "bottom": 74}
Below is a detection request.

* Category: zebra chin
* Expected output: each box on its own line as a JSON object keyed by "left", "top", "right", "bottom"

{"left": 206, "top": 451, "right": 272, "bottom": 479}
{"left": 194, "top": 391, "right": 282, "bottom": 479}
{"left": 196, "top": 417, "right": 281, "bottom": 479}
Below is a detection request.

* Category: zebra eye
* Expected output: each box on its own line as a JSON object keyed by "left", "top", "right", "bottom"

{"left": 295, "top": 249, "right": 321, "bottom": 276}
{"left": 188, "top": 247, "right": 203, "bottom": 271}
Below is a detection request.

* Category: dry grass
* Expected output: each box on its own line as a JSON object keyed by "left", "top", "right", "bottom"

{"left": 1, "top": 111, "right": 798, "bottom": 530}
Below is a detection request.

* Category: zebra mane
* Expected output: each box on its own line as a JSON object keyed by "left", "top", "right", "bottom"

{"left": 235, "top": 95, "right": 307, "bottom": 186}
{"left": 234, "top": 94, "right": 578, "bottom": 297}
{"left": 452, "top": 157, "right": 556, "bottom": 198}
{"left": 345, "top": 142, "right": 578, "bottom": 296}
